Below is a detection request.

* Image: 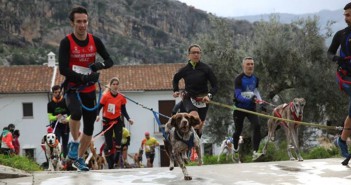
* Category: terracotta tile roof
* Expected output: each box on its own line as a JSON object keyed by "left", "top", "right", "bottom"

{"left": 0, "top": 65, "right": 54, "bottom": 93}
{"left": 1, "top": 63, "right": 186, "bottom": 93}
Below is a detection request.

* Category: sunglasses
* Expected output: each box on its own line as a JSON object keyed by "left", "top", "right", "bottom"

{"left": 189, "top": 51, "right": 201, "bottom": 55}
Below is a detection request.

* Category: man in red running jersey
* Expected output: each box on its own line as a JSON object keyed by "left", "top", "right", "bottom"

{"left": 59, "top": 6, "right": 113, "bottom": 171}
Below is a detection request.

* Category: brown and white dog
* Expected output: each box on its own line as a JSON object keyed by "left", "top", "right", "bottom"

{"left": 262, "top": 98, "right": 306, "bottom": 161}
{"left": 164, "top": 113, "right": 202, "bottom": 180}
{"left": 43, "top": 133, "right": 62, "bottom": 171}
{"left": 83, "top": 141, "right": 100, "bottom": 170}
{"left": 217, "top": 136, "right": 243, "bottom": 163}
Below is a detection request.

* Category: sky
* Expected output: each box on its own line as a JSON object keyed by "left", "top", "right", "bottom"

{"left": 177, "top": 0, "right": 347, "bottom": 17}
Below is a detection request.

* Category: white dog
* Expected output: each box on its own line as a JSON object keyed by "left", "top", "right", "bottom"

{"left": 43, "top": 133, "right": 62, "bottom": 171}
{"left": 217, "top": 136, "right": 243, "bottom": 163}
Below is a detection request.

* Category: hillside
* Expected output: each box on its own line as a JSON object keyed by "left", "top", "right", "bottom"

{"left": 0, "top": 0, "right": 252, "bottom": 66}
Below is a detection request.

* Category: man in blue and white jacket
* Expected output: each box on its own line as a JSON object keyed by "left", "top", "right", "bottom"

{"left": 232, "top": 57, "right": 265, "bottom": 161}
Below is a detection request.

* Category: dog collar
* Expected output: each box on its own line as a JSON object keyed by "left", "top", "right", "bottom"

{"left": 48, "top": 139, "right": 59, "bottom": 148}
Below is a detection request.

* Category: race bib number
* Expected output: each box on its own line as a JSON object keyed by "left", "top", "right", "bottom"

{"left": 241, "top": 91, "right": 254, "bottom": 99}
{"left": 72, "top": 65, "right": 91, "bottom": 75}
{"left": 191, "top": 98, "right": 206, "bottom": 108}
{"left": 107, "top": 103, "right": 115, "bottom": 114}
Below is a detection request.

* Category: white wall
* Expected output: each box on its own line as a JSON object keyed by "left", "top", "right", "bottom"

{"left": 0, "top": 93, "right": 50, "bottom": 163}
{"left": 120, "top": 91, "right": 176, "bottom": 167}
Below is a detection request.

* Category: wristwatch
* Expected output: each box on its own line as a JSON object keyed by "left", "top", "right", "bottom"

{"left": 207, "top": 93, "right": 213, "bottom": 99}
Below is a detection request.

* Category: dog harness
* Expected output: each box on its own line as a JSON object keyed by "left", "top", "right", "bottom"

{"left": 175, "top": 130, "right": 195, "bottom": 148}
{"left": 224, "top": 139, "right": 233, "bottom": 149}
{"left": 273, "top": 102, "right": 301, "bottom": 128}
{"left": 289, "top": 102, "right": 302, "bottom": 122}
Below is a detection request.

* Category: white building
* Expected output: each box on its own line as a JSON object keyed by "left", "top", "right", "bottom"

{"left": 0, "top": 59, "right": 191, "bottom": 167}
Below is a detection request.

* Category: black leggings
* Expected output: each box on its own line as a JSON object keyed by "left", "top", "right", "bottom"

{"left": 232, "top": 110, "right": 261, "bottom": 151}
{"left": 146, "top": 152, "right": 155, "bottom": 164}
{"left": 54, "top": 127, "right": 69, "bottom": 158}
{"left": 103, "top": 119, "right": 123, "bottom": 155}
{"left": 65, "top": 91, "right": 97, "bottom": 136}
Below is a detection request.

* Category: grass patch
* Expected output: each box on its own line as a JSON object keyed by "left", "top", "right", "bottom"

{"left": 190, "top": 140, "right": 343, "bottom": 166}
{"left": 302, "top": 146, "right": 339, "bottom": 159}
{"left": 186, "top": 154, "right": 241, "bottom": 165}
{"left": 203, "top": 155, "right": 224, "bottom": 165}
{"left": 0, "top": 154, "right": 42, "bottom": 172}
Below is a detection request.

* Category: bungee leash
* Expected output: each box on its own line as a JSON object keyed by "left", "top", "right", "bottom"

{"left": 208, "top": 100, "right": 345, "bottom": 131}
{"left": 92, "top": 120, "right": 117, "bottom": 141}
{"left": 118, "top": 92, "right": 171, "bottom": 141}
{"left": 52, "top": 120, "right": 59, "bottom": 133}
{"left": 76, "top": 80, "right": 102, "bottom": 111}
{"left": 62, "top": 79, "right": 102, "bottom": 112}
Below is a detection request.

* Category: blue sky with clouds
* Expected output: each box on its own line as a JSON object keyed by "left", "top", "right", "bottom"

{"left": 177, "top": 0, "right": 346, "bottom": 17}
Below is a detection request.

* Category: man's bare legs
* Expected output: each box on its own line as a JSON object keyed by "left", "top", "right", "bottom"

{"left": 337, "top": 116, "right": 351, "bottom": 165}
{"left": 79, "top": 134, "right": 92, "bottom": 157}
{"left": 69, "top": 119, "right": 80, "bottom": 141}
{"left": 336, "top": 116, "right": 351, "bottom": 165}
{"left": 67, "top": 119, "right": 90, "bottom": 171}
{"left": 67, "top": 119, "right": 80, "bottom": 160}
{"left": 69, "top": 119, "right": 91, "bottom": 158}
{"left": 341, "top": 116, "right": 351, "bottom": 141}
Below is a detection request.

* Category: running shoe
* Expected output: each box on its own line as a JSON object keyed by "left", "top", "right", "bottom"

{"left": 67, "top": 142, "right": 79, "bottom": 160}
{"left": 72, "top": 157, "right": 89, "bottom": 171}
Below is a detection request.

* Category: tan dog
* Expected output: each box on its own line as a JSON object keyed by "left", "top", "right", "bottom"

{"left": 96, "top": 154, "right": 107, "bottom": 170}
{"left": 317, "top": 136, "right": 334, "bottom": 151}
{"left": 83, "top": 140, "right": 99, "bottom": 170}
{"left": 43, "top": 133, "right": 62, "bottom": 171}
{"left": 217, "top": 136, "right": 243, "bottom": 163}
{"left": 262, "top": 98, "right": 306, "bottom": 161}
{"left": 164, "top": 113, "right": 202, "bottom": 181}
{"left": 128, "top": 150, "right": 143, "bottom": 168}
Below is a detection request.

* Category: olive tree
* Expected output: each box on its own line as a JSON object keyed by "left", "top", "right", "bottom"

{"left": 193, "top": 15, "right": 346, "bottom": 145}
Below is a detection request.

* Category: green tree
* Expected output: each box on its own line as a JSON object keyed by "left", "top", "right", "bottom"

{"left": 195, "top": 15, "right": 346, "bottom": 145}
{"left": 194, "top": 16, "right": 253, "bottom": 143}
{"left": 246, "top": 16, "right": 346, "bottom": 125}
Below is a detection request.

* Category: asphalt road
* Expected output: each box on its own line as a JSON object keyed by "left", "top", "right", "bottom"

{"left": 0, "top": 158, "right": 351, "bottom": 185}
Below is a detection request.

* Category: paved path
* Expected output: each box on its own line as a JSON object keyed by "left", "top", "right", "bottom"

{"left": 1, "top": 158, "right": 351, "bottom": 185}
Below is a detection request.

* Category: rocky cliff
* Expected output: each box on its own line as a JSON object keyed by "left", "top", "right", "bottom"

{"left": 0, "top": 0, "right": 251, "bottom": 65}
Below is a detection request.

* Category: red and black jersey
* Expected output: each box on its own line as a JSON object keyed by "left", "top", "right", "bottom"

{"left": 67, "top": 33, "right": 96, "bottom": 93}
